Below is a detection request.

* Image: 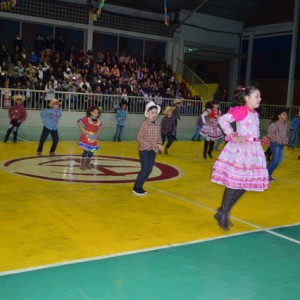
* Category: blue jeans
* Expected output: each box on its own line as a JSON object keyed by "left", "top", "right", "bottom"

{"left": 134, "top": 150, "right": 156, "bottom": 189}
{"left": 113, "top": 125, "right": 124, "bottom": 141}
{"left": 162, "top": 132, "right": 173, "bottom": 149}
{"left": 267, "top": 142, "right": 284, "bottom": 177}
{"left": 288, "top": 130, "right": 298, "bottom": 145}
{"left": 37, "top": 126, "right": 59, "bottom": 153}
{"left": 214, "top": 136, "right": 224, "bottom": 150}
{"left": 192, "top": 125, "right": 203, "bottom": 141}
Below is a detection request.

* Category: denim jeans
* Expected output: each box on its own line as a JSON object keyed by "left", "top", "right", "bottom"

{"left": 288, "top": 130, "right": 298, "bottom": 145}
{"left": 37, "top": 126, "right": 59, "bottom": 153}
{"left": 162, "top": 132, "right": 173, "bottom": 149}
{"left": 113, "top": 125, "right": 124, "bottom": 141}
{"left": 267, "top": 142, "right": 284, "bottom": 177}
{"left": 192, "top": 125, "right": 203, "bottom": 140}
{"left": 134, "top": 150, "right": 156, "bottom": 189}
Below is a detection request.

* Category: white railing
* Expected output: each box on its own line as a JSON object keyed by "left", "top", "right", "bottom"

{"left": 0, "top": 88, "right": 203, "bottom": 115}
{"left": 1, "top": 88, "right": 299, "bottom": 119}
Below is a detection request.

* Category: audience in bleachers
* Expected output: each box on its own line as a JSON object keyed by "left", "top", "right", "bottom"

{"left": 0, "top": 34, "right": 201, "bottom": 112}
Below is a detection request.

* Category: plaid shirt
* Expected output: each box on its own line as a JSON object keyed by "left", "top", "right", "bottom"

{"left": 137, "top": 119, "right": 162, "bottom": 152}
{"left": 8, "top": 104, "right": 27, "bottom": 122}
{"left": 268, "top": 120, "right": 288, "bottom": 145}
{"left": 161, "top": 116, "right": 176, "bottom": 135}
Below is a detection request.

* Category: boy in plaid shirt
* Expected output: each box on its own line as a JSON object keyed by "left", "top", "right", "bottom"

{"left": 133, "top": 101, "right": 162, "bottom": 196}
{"left": 4, "top": 94, "right": 27, "bottom": 143}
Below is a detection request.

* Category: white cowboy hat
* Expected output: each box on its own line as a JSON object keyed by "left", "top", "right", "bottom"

{"left": 144, "top": 101, "right": 161, "bottom": 117}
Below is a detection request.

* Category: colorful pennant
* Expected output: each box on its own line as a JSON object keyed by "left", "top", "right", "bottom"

{"left": 0, "top": 0, "right": 20, "bottom": 10}
{"left": 164, "top": 0, "right": 170, "bottom": 26}
{"left": 89, "top": 0, "right": 105, "bottom": 21}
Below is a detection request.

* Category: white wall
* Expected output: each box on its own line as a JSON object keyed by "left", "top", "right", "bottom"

{"left": 0, "top": 110, "right": 198, "bottom": 141}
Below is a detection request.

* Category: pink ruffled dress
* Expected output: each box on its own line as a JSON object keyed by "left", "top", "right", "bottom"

{"left": 200, "top": 109, "right": 224, "bottom": 141}
{"left": 211, "top": 106, "right": 269, "bottom": 191}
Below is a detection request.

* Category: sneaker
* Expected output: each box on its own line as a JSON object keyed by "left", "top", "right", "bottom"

{"left": 132, "top": 187, "right": 146, "bottom": 196}
{"left": 140, "top": 188, "right": 148, "bottom": 195}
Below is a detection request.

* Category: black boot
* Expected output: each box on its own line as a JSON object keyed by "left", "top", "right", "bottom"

{"left": 214, "top": 188, "right": 245, "bottom": 231}
{"left": 265, "top": 147, "right": 272, "bottom": 162}
{"left": 226, "top": 189, "right": 246, "bottom": 226}
{"left": 13, "top": 131, "right": 17, "bottom": 143}
{"left": 203, "top": 140, "right": 209, "bottom": 159}
{"left": 4, "top": 128, "right": 13, "bottom": 143}
{"left": 207, "top": 141, "right": 215, "bottom": 158}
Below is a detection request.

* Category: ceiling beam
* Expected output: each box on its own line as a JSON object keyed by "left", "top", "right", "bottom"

{"left": 178, "top": 0, "right": 209, "bottom": 25}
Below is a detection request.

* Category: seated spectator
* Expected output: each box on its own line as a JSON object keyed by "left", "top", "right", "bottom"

{"left": 29, "top": 50, "right": 39, "bottom": 66}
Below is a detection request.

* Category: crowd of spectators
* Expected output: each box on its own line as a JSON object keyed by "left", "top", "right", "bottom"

{"left": 0, "top": 34, "right": 201, "bottom": 112}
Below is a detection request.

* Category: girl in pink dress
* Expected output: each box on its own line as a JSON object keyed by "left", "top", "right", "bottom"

{"left": 211, "top": 86, "right": 269, "bottom": 231}
{"left": 200, "top": 100, "right": 224, "bottom": 159}
{"left": 78, "top": 106, "right": 102, "bottom": 170}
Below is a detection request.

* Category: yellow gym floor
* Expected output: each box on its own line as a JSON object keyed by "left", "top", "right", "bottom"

{"left": 0, "top": 140, "right": 299, "bottom": 275}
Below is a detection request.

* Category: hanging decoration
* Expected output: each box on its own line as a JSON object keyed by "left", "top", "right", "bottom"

{"left": 163, "top": 0, "right": 170, "bottom": 26}
{"left": 0, "top": 0, "right": 20, "bottom": 10}
{"left": 89, "top": 0, "right": 105, "bottom": 21}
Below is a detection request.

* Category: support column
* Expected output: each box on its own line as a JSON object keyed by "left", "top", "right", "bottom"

{"left": 286, "top": 0, "right": 299, "bottom": 106}
{"left": 245, "top": 31, "right": 254, "bottom": 86}
{"left": 86, "top": 17, "right": 94, "bottom": 52}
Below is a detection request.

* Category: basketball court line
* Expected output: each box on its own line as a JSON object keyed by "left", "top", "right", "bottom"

{"left": 146, "top": 185, "right": 300, "bottom": 245}
{"left": 0, "top": 228, "right": 264, "bottom": 277}
{"left": 277, "top": 178, "right": 300, "bottom": 185}
{"left": 1, "top": 183, "right": 300, "bottom": 278}
{"left": 2, "top": 220, "right": 300, "bottom": 277}
{"left": 0, "top": 130, "right": 29, "bottom": 142}
{"left": 0, "top": 142, "right": 299, "bottom": 277}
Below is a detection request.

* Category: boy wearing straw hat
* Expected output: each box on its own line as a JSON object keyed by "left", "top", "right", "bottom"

{"left": 132, "top": 101, "right": 162, "bottom": 196}
{"left": 161, "top": 106, "right": 176, "bottom": 154}
{"left": 172, "top": 99, "right": 182, "bottom": 141}
{"left": 4, "top": 94, "right": 27, "bottom": 143}
{"left": 37, "top": 98, "right": 62, "bottom": 156}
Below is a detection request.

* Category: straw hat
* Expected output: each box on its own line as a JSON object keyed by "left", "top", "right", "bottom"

{"left": 48, "top": 99, "right": 62, "bottom": 107}
{"left": 174, "top": 99, "right": 182, "bottom": 105}
{"left": 12, "top": 94, "right": 25, "bottom": 102}
{"left": 144, "top": 101, "right": 161, "bottom": 117}
{"left": 163, "top": 106, "right": 175, "bottom": 115}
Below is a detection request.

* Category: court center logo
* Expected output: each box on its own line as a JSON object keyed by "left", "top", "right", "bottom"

{"left": 1, "top": 155, "right": 180, "bottom": 183}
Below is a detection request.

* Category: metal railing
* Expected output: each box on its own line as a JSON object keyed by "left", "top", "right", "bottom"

{"left": 1, "top": 88, "right": 299, "bottom": 120}
{"left": 177, "top": 58, "right": 211, "bottom": 101}
{"left": 0, "top": 88, "right": 203, "bottom": 115}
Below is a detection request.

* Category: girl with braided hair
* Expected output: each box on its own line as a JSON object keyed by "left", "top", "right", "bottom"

{"left": 211, "top": 86, "right": 269, "bottom": 231}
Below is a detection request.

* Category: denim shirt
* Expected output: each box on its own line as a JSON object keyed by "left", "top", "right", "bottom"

{"left": 116, "top": 109, "right": 127, "bottom": 126}
{"left": 40, "top": 108, "right": 62, "bottom": 130}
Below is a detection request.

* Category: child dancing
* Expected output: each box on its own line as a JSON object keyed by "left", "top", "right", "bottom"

{"left": 266, "top": 108, "right": 289, "bottom": 181}
{"left": 211, "top": 86, "right": 269, "bottom": 231}
{"left": 78, "top": 106, "right": 102, "bottom": 170}
{"left": 161, "top": 106, "right": 176, "bottom": 154}
{"left": 4, "top": 94, "right": 27, "bottom": 143}
{"left": 113, "top": 101, "right": 128, "bottom": 142}
{"left": 37, "top": 98, "right": 62, "bottom": 156}
{"left": 133, "top": 101, "right": 162, "bottom": 196}
{"left": 200, "top": 100, "right": 223, "bottom": 159}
